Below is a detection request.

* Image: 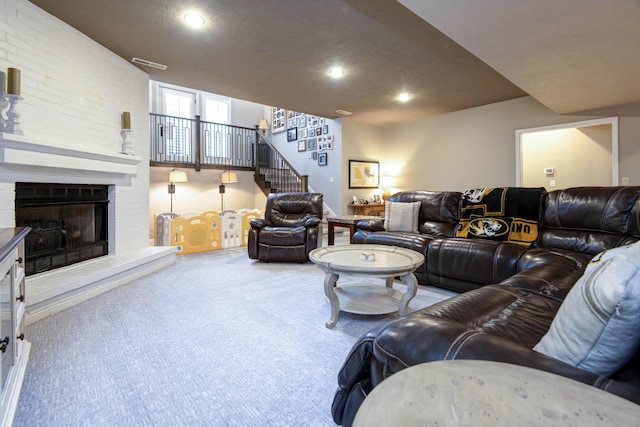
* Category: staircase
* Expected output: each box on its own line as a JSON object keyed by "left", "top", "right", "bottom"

{"left": 254, "top": 134, "right": 308, "bottom": 195}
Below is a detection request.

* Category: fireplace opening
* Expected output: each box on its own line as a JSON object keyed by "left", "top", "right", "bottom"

{"left": 15, "top": 183, "right": 109, "bottom": 276}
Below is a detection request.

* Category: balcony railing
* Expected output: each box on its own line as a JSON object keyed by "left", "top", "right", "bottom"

{"left": 149, "top": 113, "right": 307, "bottom": 193}
{"left": 150, "top": 113, "right": 255, "bottom": 170}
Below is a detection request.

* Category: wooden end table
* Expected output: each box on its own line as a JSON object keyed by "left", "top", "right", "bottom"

{"left": 326, "top": 215, "right": 379, "bottom": 245}
{"left": 347, "top": 203, "right": 385, "bottom": 216}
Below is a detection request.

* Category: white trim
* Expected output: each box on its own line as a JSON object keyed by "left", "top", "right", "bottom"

{"left": 515, "top": 117, "right": 619, "bottom": 186}
{"left": 0, "top": 133, "right": 142, "bottom": 176}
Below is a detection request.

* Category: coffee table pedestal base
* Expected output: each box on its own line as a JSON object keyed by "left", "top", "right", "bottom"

{"left": 324, "top": 273, "right": 417, "bottom": 329}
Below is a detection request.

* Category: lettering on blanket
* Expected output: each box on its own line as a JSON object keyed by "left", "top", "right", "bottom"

{"left": 456, "top": 187, "right": 544, "bottom": 247}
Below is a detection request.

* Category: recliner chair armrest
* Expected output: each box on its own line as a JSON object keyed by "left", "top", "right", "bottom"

{"left": 250, "top": 218, "right": 271, "bottom": 229}
{"left": 304, "top": 217, "right": 322, "bottom": 227}
{"left": 355, "top": 218, "right": 385, "bottom": 232}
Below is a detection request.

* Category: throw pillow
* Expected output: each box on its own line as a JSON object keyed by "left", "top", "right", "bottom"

{"left": 533, "top": 241, "right": 640, "bottom": 376}
{"left": 384, "top": 201, "right": 421, "bottom": 233}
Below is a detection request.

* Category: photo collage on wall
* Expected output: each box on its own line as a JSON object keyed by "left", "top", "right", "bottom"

{"left": 281, "top": 110, "right": 333, "bottom": 166}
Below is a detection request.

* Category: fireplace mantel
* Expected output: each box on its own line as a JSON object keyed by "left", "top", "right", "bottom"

{"left": 0, "top": 133, "right": 142, "bottom": 175}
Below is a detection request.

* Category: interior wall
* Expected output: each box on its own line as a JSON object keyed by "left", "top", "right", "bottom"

{"left": 268, "top": 112, "right": 343, "bottom": 215}
{"left": 618, "top": 115, "right": 640, "bottom": 185}
{"left": 521, "top": 126, "right": 612, "bottom": 189}
{"left": 378, "top": 96, "right": 629, "bottom": 192}
{"left": 340, "top": 120, "right": 387, "bottom": 215}
{"left": 148, "top": 167, "right": 261, "bottom": 238}
{"left": 1, "top": 0, "right": 150, "bottom": 254}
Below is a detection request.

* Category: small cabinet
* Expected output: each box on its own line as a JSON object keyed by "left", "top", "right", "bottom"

{"left": 0, "top": 228, "right": 31, "bottom": 427}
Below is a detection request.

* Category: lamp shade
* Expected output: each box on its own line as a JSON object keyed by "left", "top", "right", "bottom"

{"left": 379, "top": 175, "right": 395, "bottom": 188}
{"left": 169, "top": 169, "right": 188, "bottom": 183}
{"left": 258, "top": 118, "right": 269, "bottom": 130}
{"left": 221, "top": 171, "right": 238, "bottom": 183}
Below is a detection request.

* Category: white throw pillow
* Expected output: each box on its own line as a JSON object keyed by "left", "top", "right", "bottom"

{"left": 533, "top": 240, "right": 640, "bottom": 376}
{"left": 383, "top": 201, "right": 421, "bottom": 233}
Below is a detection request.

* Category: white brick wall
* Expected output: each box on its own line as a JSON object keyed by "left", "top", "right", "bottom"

{"left": 0, "top": 0, "right": 150, "bottom": 255}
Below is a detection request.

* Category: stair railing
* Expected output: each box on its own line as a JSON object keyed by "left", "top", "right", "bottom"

{"left": 150, "top": 113, "right": 308, "bottom": 193}
{"left": 254, "top": 132, "right": 308, "bottom": 195}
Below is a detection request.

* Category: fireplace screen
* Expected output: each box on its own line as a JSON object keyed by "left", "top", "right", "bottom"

{"left": 15, "top": 183, "right": 109, "bottom": 275}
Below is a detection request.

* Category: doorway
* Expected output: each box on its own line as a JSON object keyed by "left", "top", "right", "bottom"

{"left": 516, "top": 117, "right": 619, "bottom": 189}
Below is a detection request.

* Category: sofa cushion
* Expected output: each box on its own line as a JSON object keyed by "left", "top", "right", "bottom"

{"left": 384, "top": 201, "right": 421, "bottom": 232}
{"left": 533, "top": 241, "right": 640, "bottom": 376}
{"left": 456, "top": 187, "right": 545, "bottom": 247}
{"left": 426, "top": 238, "right": 528, "bottom": 293}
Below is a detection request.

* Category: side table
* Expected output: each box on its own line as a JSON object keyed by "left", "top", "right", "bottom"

{"left": 353, "top": 360, "right": 640, "bottom": 426}
{"left": 347, "top": 203, "right": 385, "bottom": 216}
{"left": 326, "top": 215, "right": 379, "bottom": 245}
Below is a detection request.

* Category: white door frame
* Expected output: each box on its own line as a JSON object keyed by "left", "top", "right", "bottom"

{"left": 515, "top": 117, "right": 619, "bottom": 186}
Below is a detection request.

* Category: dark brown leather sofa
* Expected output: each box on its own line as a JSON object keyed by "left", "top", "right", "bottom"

{"left": 332, "top": 186, "right": 640, "bottom": 426}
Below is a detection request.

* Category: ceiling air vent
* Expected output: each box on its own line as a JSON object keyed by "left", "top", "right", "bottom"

{"left": 131, "top": 57, "right": 168, "bottom": 70}
{"left": 335, "top": 109, "right": 352, "bottom": 115}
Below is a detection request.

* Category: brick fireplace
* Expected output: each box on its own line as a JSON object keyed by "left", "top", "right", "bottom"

{"left": 0, "top": 133, "right": 175, "bottom": 324}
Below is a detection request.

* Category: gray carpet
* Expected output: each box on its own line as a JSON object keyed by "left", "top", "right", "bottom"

{"left": 14, "top": 245, "right": 456, "bottom": 426}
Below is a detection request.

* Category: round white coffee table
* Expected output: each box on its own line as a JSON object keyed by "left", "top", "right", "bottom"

{"left": 309, "top": 244, "right": 424, "bottom": 328}
{"left": 353, "top": 360, "right": 640, "bottom": 426}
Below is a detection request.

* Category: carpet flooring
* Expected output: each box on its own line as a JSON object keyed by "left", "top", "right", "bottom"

{"left": 14, "top": 244, "right": 456, "bottom": 426}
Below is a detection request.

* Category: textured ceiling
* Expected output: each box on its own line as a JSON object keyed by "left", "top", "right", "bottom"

{"left": 399, "top": 0, "right": 640, "bottom": 116}
{"left": 28, "top": 0, "right": 640, "bottom": 126}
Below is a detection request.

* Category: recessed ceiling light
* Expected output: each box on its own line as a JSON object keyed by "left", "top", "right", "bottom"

{"left": 396, "top": 92, "right": 412, "bottom": 103}
{"left": 328, "top": 66, "right": 345, "bottom": 79}
{"left": 183, "top": 12, "right": 206, "bottom": 28}
{"left": 335, "top": 109, "right": 352, "bottom": 115}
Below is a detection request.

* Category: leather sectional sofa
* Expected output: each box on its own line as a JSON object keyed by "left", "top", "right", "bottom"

{"left": 332, "top": 186, "right": 640, "bottom": 426}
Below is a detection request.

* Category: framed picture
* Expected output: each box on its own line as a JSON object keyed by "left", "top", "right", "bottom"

{"left": 307, "top": 138, "right": 317, "bottom": 150}
{"left": 349, "top": 159, "right": 379, "bottom": 188}
{"left": 298, "top": 139, "right": 306, "bottom": 152}
{"left": 297, "top": 116, "right": 307, "bottom": 128}
{"left": 322, "top": 124, "right": 329, "bottom": 134}
{"left": 272, "top": 107, "right": 286, "bottom": 133}
{"left": 299, "top": 128, "right": 308, "bottom": 138}
{"left": 312, "top": 151, "right": 318, "bottom": 160}
{"left": 318, "top": 152, "right": 327, "bottom": 166}
{"left": 309, "top": 128, "right": 316, "bottom": 137}
{"left": 287, "top": 127, "right": 297, "bottom": 142}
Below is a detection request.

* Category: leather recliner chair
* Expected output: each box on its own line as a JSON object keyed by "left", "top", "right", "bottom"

{"left": 248, "top": 192, "right": 323, "bottom": 262}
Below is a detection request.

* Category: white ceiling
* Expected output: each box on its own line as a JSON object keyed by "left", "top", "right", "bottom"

{"left": 28, "top": 0, "right": 640, "bottom": 126}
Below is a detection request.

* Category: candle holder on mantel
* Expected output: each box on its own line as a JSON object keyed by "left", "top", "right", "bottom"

{"left": 3, "top": 95, "right": 23, "bottom": 135}
{"left": 120, "top": 129, "right": 134, "bottom": 155}
{"left": 0, "top": 95, "right": 8, "bottom": 131}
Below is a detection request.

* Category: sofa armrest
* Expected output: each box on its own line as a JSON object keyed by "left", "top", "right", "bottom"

{"left": 370, "top": 313, "right": 640, "bottom": 406}
{"left": 355, "top": 218, "right": 385, "bottom": 232}
{"left": 332, "top": 328, "right": 379, "bottom": 426}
